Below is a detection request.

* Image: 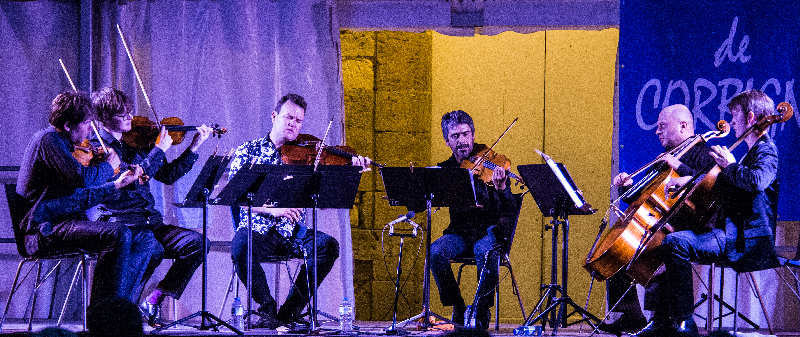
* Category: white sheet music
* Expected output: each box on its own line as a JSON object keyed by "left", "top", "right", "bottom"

{"left": 535, "top": 149, "right": 585, "bottom": 209}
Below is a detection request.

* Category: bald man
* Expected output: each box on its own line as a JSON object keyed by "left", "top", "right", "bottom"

{"left": 599, "top": 104, "right": 716, "bottom": 335}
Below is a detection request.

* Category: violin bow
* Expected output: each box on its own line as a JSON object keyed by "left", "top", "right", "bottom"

{"left": 117, "top": 24, "right": 161, "bottom": 128}
{"left": 470, "top": 117, "right": 518, "bottom": 179}
{"left": 59, "top": 59, "right": 110, "bottom": 154}
{"left": 313, "top": 118, "right": 335, "bottom": 171}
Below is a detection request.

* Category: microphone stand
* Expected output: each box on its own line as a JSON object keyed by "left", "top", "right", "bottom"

{"left": 386, "top": 217, "right": 418, "bottom": 335}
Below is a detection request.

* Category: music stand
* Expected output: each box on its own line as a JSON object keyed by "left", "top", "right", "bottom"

{"left": 213, "top": 164, "right": 363, "bottom": 331}
{"left": 155, "top": 153, "right": 242, "bottom": 335}
{"left": 210, "top": 162, "right": 264, "bottom": 331}
{"left": 517, "top": 160, "right": 600, "bottom": 335}
{"left": 379, "top": 166, "right": 478, "bottom": 331}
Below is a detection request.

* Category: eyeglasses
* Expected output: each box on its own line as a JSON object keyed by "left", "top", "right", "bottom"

{"left": 113, "top": 111, "right": 133, "bottom": 119}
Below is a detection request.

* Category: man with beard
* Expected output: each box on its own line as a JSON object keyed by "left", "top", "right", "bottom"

{"left": 429, "top": 110, "right": 517, "bottom": 330}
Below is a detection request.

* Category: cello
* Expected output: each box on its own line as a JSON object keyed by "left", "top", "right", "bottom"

{"left": 662, "top": 102, "right": 793, "bottom": 237}
{"left": 583, "top": 120, "right": 730, "bottom": 284}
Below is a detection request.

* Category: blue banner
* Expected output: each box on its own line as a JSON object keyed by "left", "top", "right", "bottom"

{"left": 619, "top": 0, "right": 800, "bottom": 221}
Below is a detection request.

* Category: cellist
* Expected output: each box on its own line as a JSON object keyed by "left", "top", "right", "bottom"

{"left": 632, "top": 90, "right": 782, "bottom": 337}
{"left": 602, "top": 104, "right": 716, "bottom": 335}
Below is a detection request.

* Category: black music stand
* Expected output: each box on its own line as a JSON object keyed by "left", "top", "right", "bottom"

{"left": 379, "top": 166, "right": 478, "bottom": 331}
{"left": 155, "top": 153, "right": 242, "bottom": 335}
{"left": 213, "top": 164, "right": 363, "bottom": 332}
{"left": 517, "top": 163, "right": 600, "bottom": 335}
{"left": 210, "top": 163, "right": 263, "bottom": 331}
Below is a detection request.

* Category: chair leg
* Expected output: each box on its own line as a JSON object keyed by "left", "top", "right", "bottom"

{"left": 746, "top": 272, "right": 773, "bottom": 334}
{"left": 219, "top": 266, "right": 237, "bottom": 318}
{"left": 494, "top": 283, "right": 500, "bottom": 330}
{"left": 57, "top": 258, "right": 84, "bottom": 326}
{"left": 775, "top": 266, "right": 800, "bottom": 301}
{"left": 504, "top": 256, "right": 526, "bottom": 320}
{"left": 82, "top": 256, "right": 89, "bottom": 331}
{"left": 706, "top": 265, "right": 715, "bottom": 333}
{"left": 733, "top": 272, "right": 739, "bottom": 334}
{"left": 0, "top": 259, "right": 29, "bottom": 331}
{"left": 48, "top": 261, "right": 62, "bottom": 320}
{"left": 27, "top": 261, "right": 43, "bottom": 331}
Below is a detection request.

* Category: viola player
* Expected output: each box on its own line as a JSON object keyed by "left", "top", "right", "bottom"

{"left": 429, "top": 110, "right": 517, "bottom": 330}
{"left": 227, "top": 93, "right": 371, "bottom": 329}
{"left": 600, "top": 104, "right": 715, "bottom": 335}
{"left": 90, "top": 87, "right": 214, "bottom": 327}
{"left": 632, "top": 90, "right": 782, "bottom": 337}
{"left": 16, "top": 91, "right": 146, "bottom": 310}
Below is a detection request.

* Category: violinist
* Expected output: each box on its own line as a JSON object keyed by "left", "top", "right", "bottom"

{"left": 601, "top": 104, "right": 715, "bottom": 335}
{"left": 90, "top": 87, "right": 214, "bottom": 327}
{"left": 632, "top": 90, "right": 781, "bottom": 337}
{"left": 429, "top": 110, "right": 517, "bottom": 330}
{"left": 16, "top": 91, "right": 147, "bottom": 309}
{"left": 228, "top": 93, "right": 371, "bottom": 329}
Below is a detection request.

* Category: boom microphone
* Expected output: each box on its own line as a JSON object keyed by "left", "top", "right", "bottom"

{"left": 387, "top": 211, "right": 415, "bottom": 227}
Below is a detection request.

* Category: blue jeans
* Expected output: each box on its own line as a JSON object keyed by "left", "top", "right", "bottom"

{"left": 644, "top": 229, "right": 726, "bottom": 318}
{"left": 430, "top": 233, "right": 500, "bottom": 311}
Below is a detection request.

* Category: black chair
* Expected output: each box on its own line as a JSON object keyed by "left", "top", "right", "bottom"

{"left": 218, "top": 205, "right": 298, "bottom": 319}
{"left": 0, "top": 184, "right": 95, "bottom": 332}
{"left": 450, "top": 193, "right": 526, "bottom": 330}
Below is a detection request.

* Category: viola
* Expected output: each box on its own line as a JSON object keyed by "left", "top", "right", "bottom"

{"left": 122, "top": 116, "right": 227, "bottom": 151}
{"left": 72, "top": 139, "right": 150, "bottom": 182}
{"left": 584, "top": 119, "right": 731, "bottom": 284}
{"left": 461, "top": 144, "right": 525, "bottom": 187}
{"left": 72, "top": 139, "right": 108, "bottom": 168}
{"left": 280, "top": 134, "right": 383, "bottom": 167}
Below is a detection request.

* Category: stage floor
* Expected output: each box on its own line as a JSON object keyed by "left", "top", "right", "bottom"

{"left": 2, "top": 319, "right": 799, "bottom": 337}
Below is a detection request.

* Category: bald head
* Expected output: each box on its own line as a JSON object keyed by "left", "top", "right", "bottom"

{"left": 655, "top": 104, "right": 694, "bottom": 149}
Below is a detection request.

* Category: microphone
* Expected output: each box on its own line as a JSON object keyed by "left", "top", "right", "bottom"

{"left": 387, "top": 211, "right": 415, "bottom": 227}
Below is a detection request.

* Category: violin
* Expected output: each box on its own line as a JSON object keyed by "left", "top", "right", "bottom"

{"left": 461, "top": 144, "right": 524, "bottom": 187}
{"left": 280, "top": 134, "right": 383, "bottom": 167}
{"left": 122, "top": 116, "right": 227, "bottom": 151}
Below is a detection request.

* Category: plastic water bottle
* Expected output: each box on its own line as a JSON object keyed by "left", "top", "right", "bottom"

{"left": 339, "top": 297, "right": 353, "bottom": 332}
{"left": 231, "top": 297, "right": 244, "bottom": 331}
{"left": 463, "top": 305, "right": 476, "bottom": 328}
{"left": 513, "top": 325, "right": 542, "bottom": 336}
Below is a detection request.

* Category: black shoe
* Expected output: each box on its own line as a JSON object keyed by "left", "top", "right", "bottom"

{"left": 138, "top": 300, "right": 163, "bottom": 328}
{"left": 599, "top": 313, "right": 647, "bottom": 335}
{"left": 628, "top": 316, "right": 674, "bottom": 337}
{"left": 251, "top": 309, "right": 282, "bottom": 330}
{"left": 674, "top": 316, "right": 701, "bottom": 337}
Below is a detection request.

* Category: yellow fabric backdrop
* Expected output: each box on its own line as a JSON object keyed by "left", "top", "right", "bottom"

{"left": 430, "top": 29, "right": 619, "bottom": 322}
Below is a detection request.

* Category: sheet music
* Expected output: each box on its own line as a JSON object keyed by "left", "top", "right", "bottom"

{"left": 535, "top": 149, "right": 585, "bottom": 209}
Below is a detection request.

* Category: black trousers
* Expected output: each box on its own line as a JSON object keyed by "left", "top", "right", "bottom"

{"left": 129, "top": 223, "right": 207, "bottom": 302}
{"left": 606, "top": 272, "right": 643, "bottom": 315}
{"left": 30, "top": 220, "right": 160, "bottom": 306}
{"left": 230, "top": 227, "right": 339, "bottom": 316}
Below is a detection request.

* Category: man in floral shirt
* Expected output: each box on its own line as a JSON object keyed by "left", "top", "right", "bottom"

{"left": 228, "top": 93, "right": 370, "bottom": 329}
